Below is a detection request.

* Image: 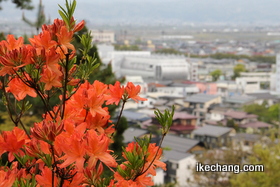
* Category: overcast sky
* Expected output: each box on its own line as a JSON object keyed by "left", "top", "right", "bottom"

{"left": 1, "top": 0, "right": 280, "bottom": 26}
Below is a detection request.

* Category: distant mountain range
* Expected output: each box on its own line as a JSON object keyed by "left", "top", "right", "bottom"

{"left": 1, "top": 0, "right": 280, "bottom": 26}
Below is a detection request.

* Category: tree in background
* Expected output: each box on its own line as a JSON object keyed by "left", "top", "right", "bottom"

{"left": 0, "top": 0, "right": 33, "bottom": 10}
{"left": 230, "top": 139, "right": 280, "bottom": 186}
{"left": 232, "top": 64, "right": 246, "bottom": 80}
{"left": 210, "top": 69, "right": 222, "bottom": 81}
{"left": 243, "top": 102, "right": 279, "bottom": 125}
{"left": 22, "top": 0, "right": 50, "bottom": 33}
{"left": 193, "top": 145, "right": 246, "bottom": 187}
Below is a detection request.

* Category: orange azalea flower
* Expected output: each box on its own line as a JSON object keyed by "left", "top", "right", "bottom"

{"left": 70, "top": 81, "right": 108, "bottom": 117}
{"left": 30, "top": 120, "right": 64, "bottom": 143}
{"left": 40, "top": 67, "right": 62, "bottom": 90}
{"left": 112, "top": 164, "right": 154, "bottom": 187}
{"left": 0, "top": 170, "right": 16, "bottom": 187}
{"left": 124, "top": 142, "right": 166, "bottom": 176}
{"left": 56, "top": 26, "right": 75, "bottom": 52}
{"left": 124, "top": 82, "right": 147, "bottom": 103}
{"left": 6, "top": 77, "right": 37, "bottom": 101}
{"left": 84, "top": 110, "right": 111, "bottom": 133}
{"left": 29, "top": 30, "right": 57, "bottom": 50}
{"left": 35, "top": 166, "right": 58, "bottom": 187}
{"left": 45, "top": 47, "right": 62, "bottom": 76}
{"left": 42, "top": 19, "right": 65, "bottom": 40}
{"left": 85, "top": 129, "right": 117, "bottom": 169}
{"left": 0, "top": 41, "right": 8, "bottom": 56}
{"left": 144, "top": 143, "right": 166, "bottom": 176}
{"left": 4, "top": 34, "right": 24, "bottom": 51}
{"left": 92, "top": 80, "right": 108, "bottom": 96}
{"left": 62, "top": 172, "right": 84, "bottom": 187}
{"left": 56, "top": 128, "right": 87, "bottom": 172}
{"left": 73, "top": 20, "right": 85, "bottom": 32}
{"left": 0, "top": 127, "right": 29, "bottom": 162}
{"left": 25, "top": 139, "right": 50, "bottom": 158}
{"left": 0, "top": 45, "right": 34, "bottom": 76}
{"left": 106, "top": 81, "right": 125, "bottom": 105}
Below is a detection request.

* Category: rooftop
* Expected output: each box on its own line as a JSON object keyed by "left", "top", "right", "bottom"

{"left": 161, "top": 134, "right": 200, "bottom": 153}
{"left": 163, "top": 150, "right": 193, "bottom": 162}
{"left": 232, "top": 133, "right": 262, "bottom": 142}
{"left": 185, "top": 93, "right": 220, "bottom": 103}
{"left": 123, "top": 128, "right": 148, "bottom": 144}
{"left": 192, "top": 125, "right": 232, "bottom": 137}
{"left": 239, "top": 121, "right": 273, "bottom": 129}
{"left": 224, "top": 110, "right": 257, "bottom": 119}
{"left": 224, "top": 95, "right": 256, "bottom": 104}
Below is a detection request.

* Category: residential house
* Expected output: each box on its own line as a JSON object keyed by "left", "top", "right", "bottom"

{"left": 192, "top": 125, "right": 234, "bottom": 149}
{"left": 231, "top": 133, "right": 262, "bottom": 152}
{"left": 184, "top": 93, "right": 222, "bottom": 124}
{"left": 223, "top": 94, "right": 256, "bottom": 109}
{"left": 239, "top": 121, "right": 272, "bottom": 133}
{"left": 224, "top": 110, "right": 258, "bottom": 125}
{"left": 247, "top": 92, "right": 278, "bottom": 106}
{"left": 123, "top": 128, "right": 148, "bottom": 144}
{"left": 121, "top": 110, "right": 151, "bottom": 127}
{"left": 161, "top": 134, "right": 205, "bottom": 154}
{"left": 207, "top": 110, "right": 273, "bottom": 133}
{"left": 163, "top": 150, "right": 196, "bottom": 187}
{"left": 216, "top": 80, "right": 239, "bottom": 97}
{"left": 152, "top": 82, "right": 199, "bottom": 97}
{"left": 150, "top": 111, "right": 198, "bottom": 135}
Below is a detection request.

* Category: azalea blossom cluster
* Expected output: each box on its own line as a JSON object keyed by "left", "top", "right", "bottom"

{"left": 0, "top": 1, "right": 169, "bottom": 186}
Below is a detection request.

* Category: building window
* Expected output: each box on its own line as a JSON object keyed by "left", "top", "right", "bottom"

{"left": 171, "top": 163, "right": 178, "bottom": 170}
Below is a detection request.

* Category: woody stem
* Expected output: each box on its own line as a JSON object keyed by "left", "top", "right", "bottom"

{"left": 60, "top": 53, "right": 70, "bottom": 119}
{"left": 114, "top": 100, "right": 126, "bottom": 132}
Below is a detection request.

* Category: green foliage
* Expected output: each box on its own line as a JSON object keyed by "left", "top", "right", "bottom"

{"left": 12, "top": 176, "right": 37, "bottom": 187}
{"left": 226, "top": 119, "right": 239, "bottom": 132}
{"left": 210, "top": 69, "right": 222, "bottom": 81}
{"left": 58, "top": 0, "right": 76, "bottom": 29}
{"left": 230, "top": 141, "right": 280, "bottom": 186}
{"left": 194, "top": 145, "right": 246, "bottom": 187}
{"left": 0, "top": 111, "right": 42, "bottom": 131}
{"left": 114, "top": 44, "right": 140, "bottom": 51}
{"left": 22, "top": 0, "right": 50, "bottom": 32}
{"left": 0, "top": 0, "right": 33, "bottom": 10}
{"left": 232, "top": 64, "right": 246, "bottom": 80}
{"left": 154, "top": 105, "right": 175, "bottom": 135}
{"left": 243, "top": 103, "right": 279, "bottom": 125}
{"left": 154, "top": 48, "right": 182, "bottom": 55}
{"left": 110, "top": 117, "right": 128, "bottom": 157}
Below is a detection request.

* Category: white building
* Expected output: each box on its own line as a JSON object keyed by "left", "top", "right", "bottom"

{"left": 91, "top": 30, "right": 115, "bottom": 43}
{"left": 235, "top": 77, "right": 260, "bottom": 94}
{"left": 164, "top": 150, "right": 196, "bottom": 187}
{"left": 119, "top": 55, "right": 190, "bottom": 80}
{"left": 276, "top": 54, "right": 280, "bottom": 94}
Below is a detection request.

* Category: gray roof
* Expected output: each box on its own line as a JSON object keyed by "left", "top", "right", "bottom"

{"left": 192, "top": 125, "right": 232, "bottom": 137}
{"left": 162, "top": 134, "right": 200, "bottom": 153}
{"left": 162, "top": 150, "right": 193, "bottom": 162}
{"left": 122, "top": 110, "right": 151, "bottom": 122}
{"left": 224, "top": 95, "right": 256, "bottom": 104}
{"left": 232, "top": 133, "right": 261, "bottom": 142}
{"left": 247, "top": 92, "right": 277, "bottom": 100}
{"left": 123, "top": 128, "right": 148, "bottom": 143}
{"left": 185, "top": 93, "right": 219, "bottom": 103}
